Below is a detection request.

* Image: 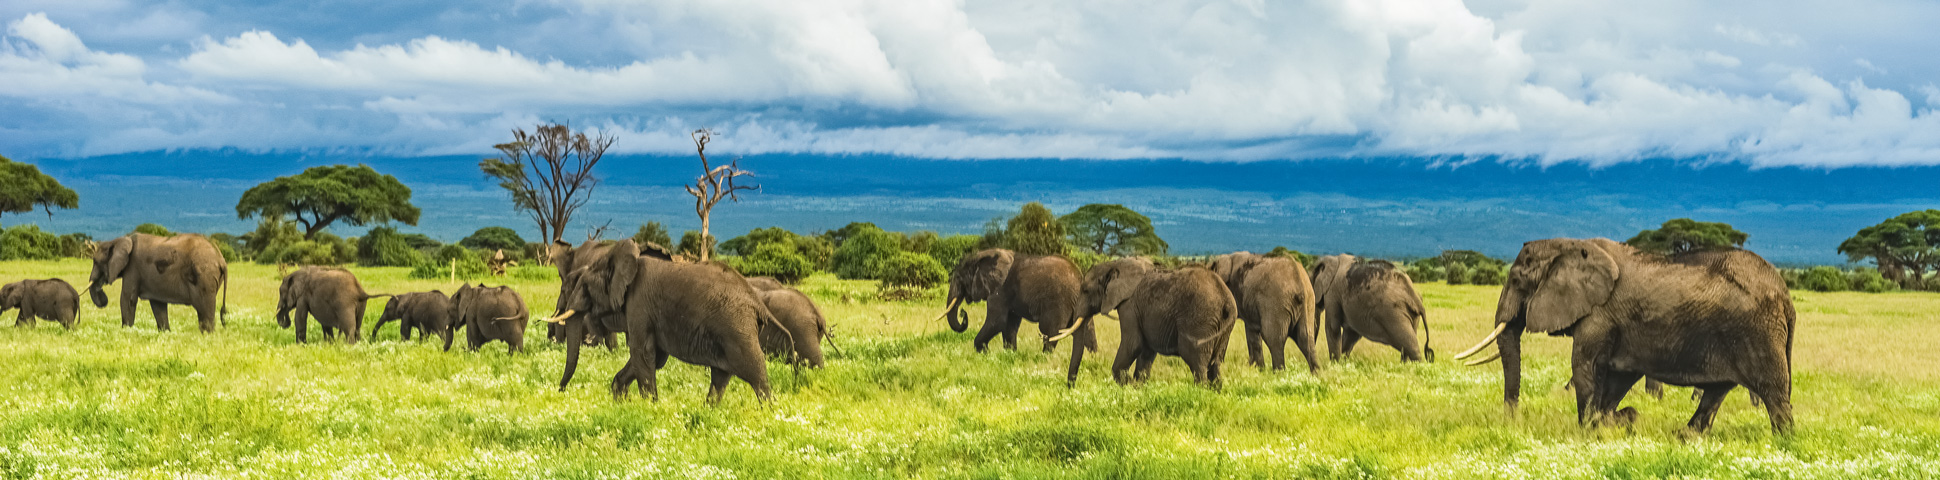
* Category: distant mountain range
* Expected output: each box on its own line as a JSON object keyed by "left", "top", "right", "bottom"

{"left": 14, "top": 150, "right": 1935, "bottom": 266}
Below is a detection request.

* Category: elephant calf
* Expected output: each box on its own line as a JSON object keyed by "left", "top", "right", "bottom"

{"left": 277, "top": 266, "right": 391, "bottom": 344}
{"left": 1068, "top": 258, "right": 1238, "bottom": 388}
{"left": 1311, "top": 255, "right": 1433, "bottom": 362}
{"left": 1, "top": 278, "right": 80, "bottom": 329}
{"left": 372, "top": 291, "right": 454, "bottom": 346}
{"left": 450, "top": 283, "right": 529, "bottom": 354}
{"left": 1211, "top": 252, "right": 1322, "bottom": 374}
{"left": 750, "top": 278, "right": 837, "bottom": 367}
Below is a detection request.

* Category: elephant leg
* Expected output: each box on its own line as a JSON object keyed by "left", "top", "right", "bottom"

{"left": 707, "top": 368, "right": 733, "bottom": 404}
{"left": 1567, "top": 321, "right": 1615, "bottom": 426}
{"left": 1178, "top": 338, "right": 1212, "bottom": 386}
{"left": 1001, "top": 316, "right": 1023, "bottom": 351}
{"left": 610, "top": 356, "right": 640, "bottom": 401}
{"left": 467, "top": 323, "right": 486, "bottom": 351}
{"left": 1339, "top": 329, "right": 1363, "bottom": 357}
{"left": 150, "top": 301, "right": 171, "bottom": 331}
{"left": 351, "top": 303, "right": 367, "bottom": 344}
{"left": 1111, "top": 342, "right": 1140, "bottom": 385}
{"left": 1290, "top": 314, "right": 1321, "bottom": 374}
{"left": 1323, "top": 306, "right": 1345, "bottom": 360}
{"left": 293, "top": 302, "right": 311, "bottom": 343}
{"left": 1645, "top": 378, "right": 1665, "bottom": 399}
{"left": 1263, "top": 316, "right": 1291, "bottom": 371}
{"left": 1593, "top": 370, "right": 1643, "bottom": 428}
{"left": 13, "top": 309, "right": 28, "bottom": 327}
{"left": 120, "top": 288, "right": 139, "bottom": 328}
{"left": 192, "top": 295, "right": 218, "bottom": 333}
{"left": 1037, "top": 318, "right": 1061, "bottom": 354}
{"left": 1134, "top": 350, "right": 1158, "bottom": 383}
{"left": 971, "top": 308, "right": 1009, "bottom": 353}
{"left": 1242, "top": 320, "right": 1266, "bottom": 369}
{"left": 1684, "top": 384, "right": 1735, "bottom": 434}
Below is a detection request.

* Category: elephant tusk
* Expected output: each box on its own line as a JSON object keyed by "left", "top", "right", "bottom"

{"left": 1048, "top": 316, "right": 1087, "bottom": 342}
{"left": 932, "top": 297, "right": 962, "bottom": 322}
{"left": 545, "top": 309, "right": 576, "bottom": 324}
{"left": 1454, "top": 323, "right": 1509, "bottom": 360}
{"left": 1462, "top": 351, "right": 1501, "bottom": 366}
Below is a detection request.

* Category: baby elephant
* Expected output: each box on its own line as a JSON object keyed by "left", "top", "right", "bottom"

{"left": 450, "top": 283, "right": 528, "bottom": 354}
{"left": 1067, "top": 258, "right": 1239, "bottom": 388}
{"left": 371, "top": 291, "right": 454, "bottom": 346}
{"left": 277, "top": 266, "right": 391, "bottom": 344}
{"left": 748, "top": 277, "right": 838, "bottom": 367}
{"left": 1, "top": 279, "right": 80, "bottom": 329}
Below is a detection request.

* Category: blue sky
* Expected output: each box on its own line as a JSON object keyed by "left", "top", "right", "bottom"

{"left": 0, "top": 1, "right": 1937, "bottom": 264}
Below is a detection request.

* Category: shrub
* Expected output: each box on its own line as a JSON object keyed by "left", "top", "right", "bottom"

{"left": 729, "top": 243, "right": 816, "bottom": 284}
{"left": 460, "top": 226, "right": 525, "bottom": 252}
{"left": 1267, "top": 246, "right": 1316, "bottom": 267}
{"left": 833, "top": 226, "right": 902, "bottom": 280}
{"left": 793, "top": 235, "right": 834, "bottom": 271}
{"left": 1004, "top": 202, "right": 1066, "bottom": 256}
{"left": 401, "top": 233, "right": 441, "bottom": 250}
{"left": 357, "top": 227, "right": 427, "bottom": 267}
{"left": 244, "top": 218, "right": 304, "bottom": 262}
{"left": 1067, "top": 250, "right": 1110, "bottom": 274}
{"left": 410, "top": 250, "right": 490, "bottom": 280}
{"left": 633, "top": 222, "right": 672, "bottom": 249}
{"left": 57, "top": 232, "right": 93, "bottom": 258}
{"left": 901, "top": 231, "right": 938, "bottom": 254}
{"left": 1781, "top": 269, "right": 1803, "bottom": 290}
{"left": 929, "top": 234, "right": 982, "bottom": 267}
{"left": 1849, "top": 268, "right": 1896, "bottom": 293}
{"left": 720, "top": 227, "right": 798, "bottom": 256}
{"left": 134, "top": 223, "right": 174, "bottom": 237}
{"left": 0, "top": 224, "right": 63, "bottom": 260}
{"left": 1799, "top": 266, "right": 1848, "bottom": 292}
{"left": 1406, "top": 263, "right": 1444, "bottom": 283}
{"left": 1445, "top": 262, "right": 1471, "bottom": 285}
{"left": 878, "top": 251, "right": 946, "bottom": 299}
{"left": 677, "top": 231, "right": 714, "bottom": 259}
{"left": 433, "top": 244, "right": 478, "bottom": 265}
{"left": 1470, "top": 264, "right": 1506, "bottom": 286}
{"left": 213, "top": 242, "right": 240, "bottom": 262}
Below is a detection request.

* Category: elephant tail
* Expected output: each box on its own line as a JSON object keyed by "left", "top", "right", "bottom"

{"left": 758, "top": 304, "right": 802, "bottom": 369}
{"left": 812, "top": 301, "right": 843, "bottom": 358}
{"left": 1417, "top": 309, "right": 1435, "bottom": 363}
{"left": 219, "top": 264, "right": 229, "bottom": 327}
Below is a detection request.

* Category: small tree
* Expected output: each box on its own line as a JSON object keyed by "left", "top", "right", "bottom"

{"left": 727, "top": 243, "right": 816, "bottom": 284}
{"left": 356, "top": 226, "right": 426, "bottom": 267}
{"left": 0, "top": 155, "right": 78, "bottom": 225}
{"left": 677, "top": 230, "right": 714, "bottom": 259}
{"left": 237, "top": 164, "right": 421, "bottom": 239}
{"left": 1627, "top": 219, "right": 1749, "bottom": 256}
{"left": 721, "top": 227, "right": 800, "bottom": 256}
{"left": 461, "top": 226, "right": 526, "bottom": 252}
{"left": 1799, "top": 266, "right": 1849, "bottom": 292}
{"left": 821, "top": 222, "right": 881, "bottom": 247}
{"left": 1060, "top": 204, "right": 1168, "bottom": 256}
{"left": 833, "top": 226, "right": 902, "bottom": 280}
{"left": 681, "top": 129, "right": 757, "bottom": 261}
{"left": 878, "top": 251, "right": 947, "bottom": 300}
{"left": 1839, "top": 210, "right": 1940, "bottom": 289}
{"left": 1004, "top": 202, "right": 1065, "bottom": 256}
{"left": 481, "top": 123, "right": 612, "bottom": 249}
{"left": 929, "top": 234, "right": 982, "bottom": 267}
{"left": 633, "top": 222, "right": 672, "bottom": 248}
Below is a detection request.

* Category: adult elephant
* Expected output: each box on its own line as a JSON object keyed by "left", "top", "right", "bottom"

{"left": 1310, "top": 255, "right": 1433, "bottom": 362}
{"left": 1, "top": 279, "right": 80, "bottom": 329}
{"left": 86, "top": 233, "right": 229, "bottom": 332}
{"left": 449, "top": 283, "right": 529, "bottom": 354}
{"left": 749, "top": 277, "right": 838, "bottom": 368}
{"left": 1064, "top": 258, "right": 1237, "bottom": 388}
{"left": 546, "top": 240, "right": 676, "bottom": 347}
{"left": 1454, "top": 238, "right": 1797, "bottom": 434}
{"left": 1210, "top": 252, "right": 1321, "bottom": 373}
{"left": 276, "top": 266, "right": 391, "bottom": 344}
{"left": 371, "top": 291, "right": 453, "bottom": 345}
{"left": 937, "top": 248, "right": 1092, "bottom": 386}
{"left": 547, "top": 240, "right": 789, "bottom": 403}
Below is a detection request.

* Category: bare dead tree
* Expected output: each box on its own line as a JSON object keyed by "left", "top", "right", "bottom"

{"left": 683, "top": 129, "right": 757, "bottom": 262}
{"left": 480, "top": 123, "right": 612, "bottom": 261}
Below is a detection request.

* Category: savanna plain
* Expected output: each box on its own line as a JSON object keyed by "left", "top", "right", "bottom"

{"left": 0, "top": 260, "right": 1936, "bottom": 479}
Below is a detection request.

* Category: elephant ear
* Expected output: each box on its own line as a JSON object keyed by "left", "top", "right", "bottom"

{"left": 381, "top": 296, "right": 400, "bottom": 320}
{"left": 1100, "top": 264, "right": 1145, "bottom": 316}
{"left": 104, "top": 237, "right": 134, "bottom": 283}
{"left": 1310, "top": 255, "right": 1353, "bottom": 308}
{"left": 1525, "top": 240, "right": 1621, "bottom": 333}
{"left": 966, "top": 250, "right": 1015, "bottom": 301}
{"left": 633, "top": 239, "right": 675, "bottom": 260}
{"left": 595, "top": 242, "right": 640, "bottom": 312}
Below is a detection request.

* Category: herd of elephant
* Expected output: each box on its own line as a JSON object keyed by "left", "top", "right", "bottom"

{"left": 5, "top": 232, "right": 1798, "bottom": 436}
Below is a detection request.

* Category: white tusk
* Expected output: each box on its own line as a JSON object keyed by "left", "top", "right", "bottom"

{"left": 1463, "top": 351, "right": 1501, "bottom": 366}
{"left": 932, "top": 297, "right": 963, "bottom": 322}
{"left": 1454, "top": 323, "right": 1509, "bottom": 360}
{"left": 544, "top": 309, "right": 577, "bottom": 324}
{"left": 1048, "top": 316, "right": 1087, "bottom": 342}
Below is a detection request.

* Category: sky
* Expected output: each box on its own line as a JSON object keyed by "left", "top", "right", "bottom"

{"left": 0, "top": 1, "right": 1936, "bottom": 264}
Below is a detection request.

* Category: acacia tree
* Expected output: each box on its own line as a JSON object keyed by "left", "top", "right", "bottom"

{"left": 1626, "top": 218, "right": 1748, "bottom": 255}
{"left": 0, "top": 155, "right": 78, "bottom": 225}
{"left": 682, "top": 129, "right": 756, "bottom": 262}
{"left": 1839, "top": 210, "right": 1940, "bottom": 289}
{"left": 1060, "top": 203, "right": 1167, "bottom": 256}
{"left": 236, "top": 164, "right": 420, "bottom": 239}
{"left": 480, "top": 123, "right": 612, "bottom": 249}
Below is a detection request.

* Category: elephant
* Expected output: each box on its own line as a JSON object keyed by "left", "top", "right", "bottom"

{"left": 1310, "top": 255, "right": 1433, "bottom": 362}
{"left": 1210, "top": 252, "right": 1322, "bottom": 373}
{"left": 937, "top": 248, "right": 1093, "bottom": 385}
{"left": 85, "top": 233, "right": 229, "bottom": 332}
{"left": 1454, "top": 238, "right": 1797, "bottom": 434}
{"left": 371, "top": 291, "right": 454, "bottom": 346}
{"left": 547, "top": 240, "right": 788, "bottom": 403}
{"left": 749, "top": 279, "right": 838, "bottom": 368}
{"left": 1, "top": 279, "right": 80, "bottom": 329}
{"left": 1068, "top": 258, "right": 1238, "bottom": 388}
{"left": 275, "top": 266, "right": 391, "bottom": 344}
{"left": 449, "top": 283, "right": 529, "bottom": 354}
{"left": 545, "top": 239, "right": 674, "bottom": 347}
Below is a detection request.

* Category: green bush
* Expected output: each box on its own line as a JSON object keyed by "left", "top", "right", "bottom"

{"left": 433, "top": 244, "right": 478, "bottom": 264}
{"left": 1470, "top": 264, "right": 1506, "bottom": 286}
{"left": 460, "top": 226, "right": 525, "bottom": 252}
{"left": 1445, "top": 262, "right": 1471, "bottom": 285}
{"left": 213, "top": 242, "right": 240, "bottom": 262}
{"left": 1406, "top": 263, "right": 1444, "bottom": 283}
{"left": 1004, "top": 202, "right": 1066, "bottom": 256}
{"left": 728, "top": 243, "right": 816, "bottom": 284}
{"left": 633, "top": 222, "right": 672, "bottom": 248}
{"left": 357, "top": 227, "right": 427, "bottom": 267}
{"left": 1267, "top": 246, "right": 1316, "bottom": 267}
{"left": 57, "top": 232, "right": 93, "bottom": 258}
{"left": 1781, "top": 269, "right": 1803, "bottom": 290}
{"left": 244, "top": 218, "right": 303, "bottom": 262}
{"left": 901, "top": 231, "right": 938, "bottom": 254}
{"left": 878, "top": 251, "right": 946, "bottom": 292}
{"left": 272, "top": 241, "right": 341, "bottom": 265}
{"left": 677, "top": 231, "right": 714, "bottom": 258}
{"left": 1067, "top": 250, "right": 1111, "bottom": 274}
{"left": 410, "top": 251, "right": 490, "bottom": 280}
{"left": 720, "top": 227, "right": 798, "bottom": 256}
{"left": 929, "top": 234, "right": 982, "bottom": 267}
{"left": 134, "top": 223, "right": 174, "bottom": 237}
{"left": 1849, "top": 268, "right": 1896, "bottom": 293}
{"left": 833, "top": 226, "right": 902, "bottom": 280}
{"left": 794, "top": 235, "right": 834, "bottom": 271}
{"left": 0, "top": 224, "right": 63, "bottom": 260}
{"left": 1799, "top": 266, "right": 1849, "bottom": 292}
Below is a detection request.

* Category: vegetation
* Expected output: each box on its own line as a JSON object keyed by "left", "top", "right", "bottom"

{"left": 133, "top": 223, "right": 174, "bottom": 237}
{"left": 1060, "top": 204, "right": 1168, "bottom": 256}
{"left": 722, "top": 243, "right": 816, "bottom": 284}
{"left": 876, "top": 251, "right": 946, "bottom": 299}
{"left": 832, "top": 225, "right": 902, "bottom": 280}
{"left": 481, "top": 123, "right": 612, "bottom": 245}
{"left": 0, "top": 260, "right": 1935, "bottom": 478}
{"left": 680, "top": 129, "right": 757, "bottom": 261}
{"left": 1002, "top": 202, "right": 1066, "bottom": 256}
{"left": 1839, "top": 210, "right": 1940, "bottom": 290}
{"left": 356, "top": 226, "right": 428, "bottom": 267}
{"left": 1266, "top": 246, "right": 1315, "bottom": 267}
{"left": 928, "top": 234, "right": 982, "bottom": 267}
{"left": 0, "top": 155, "right": 78, "bottom": 224}
{"left": 1415, "top": 250, "right": 1507, "bottom": 286}
{"left": 0, "top": 224, "right": 63, "bottom": 260}
{"left": 460, "top": 227, "right": 526, "bottom": 253}
{"left": 235, "top": 164, "right": 421, "bottom": 239}
{"left": 676, "top": 231, "right": 714, "bottom": 259}
{"left": 632, "top": 222, "right": 672, "bottom": 249}
{"left": 1626, "top": 218, "right": 1749, "bottom": 255}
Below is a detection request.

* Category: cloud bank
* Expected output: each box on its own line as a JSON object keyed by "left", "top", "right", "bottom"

{"left": 1, "top": 0, "right": 1935, "bottom": 166}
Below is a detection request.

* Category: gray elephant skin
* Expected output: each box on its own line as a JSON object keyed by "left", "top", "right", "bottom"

{"left": 547, "top": 239, "right": 678, "bottom": 347}
{"left": 86, "top": 233, "right": 229, "bottom": 332}
{"left": 372, "top": 291, "right": 454, "bottom": 346}
{"left": 1455, "top": 238, "right": 1797, "bottom": 434}
{"left": 550, "top": 240, "right": 788, "bottom": 402}
{"left": 1210, "top": 252, "right": 1322, "bottom": 373}
{"left": 1311, "top": 255, "right": 1433, "bottom": 362}
{"left": 1075, "top": 258, "right": 1238, "bottom": 388}
{"left": 1, "top": 279, "right": 80, "bottom": 329}
{"left": 749, "top": 277, "right": 836, "bottom": 368}
{"left": 450, "top": 283, "right": 529, "bottom": 354}
{"left": 939, "top": 248, "right": 1093, "bottom": 385}
{"left": 276, "top": 266, "right": 391, "bottom": 344}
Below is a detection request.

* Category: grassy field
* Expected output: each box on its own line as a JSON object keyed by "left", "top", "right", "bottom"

{"left": 1, "top": 259, "right": 1938, "bottom": 479}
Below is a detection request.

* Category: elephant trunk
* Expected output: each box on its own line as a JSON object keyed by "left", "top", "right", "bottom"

{"left": 1499, "top": 321, "right": 1526, "bottom": 416}
{"left": 940, "top": 296, "right": 968, "bottom": 332}
{"left": 87, "top": 282, "right": 108, "bottom": 308}
{"left": 559, "top": 320, "right": 583, "bottom": 392}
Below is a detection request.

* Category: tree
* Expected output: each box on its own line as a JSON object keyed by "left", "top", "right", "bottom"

{"left": 1627, "top": 218, "right": 1749, "bottom": 255}
{"left": 1003, "top": 202, "right": 1065, "bottom": 256}
{"left": 821, "top": 222, "right": 881, "bottom": 247}
{"left": 633, "top": 222, "right": 672, "bottom": 248}
{"left": 236, "top": 164, "right": 421, "bottom": 239}
{"left": 0, "top": 155, "right": 78, "bottom": 224}
{"left": 460, "top": 226, "right": 527, "bottom": 252}
{"left": 878, "top": 251, "right": 947, "bottom": 299}
{"left": 356, "top": 226, "right": 426, "bottom": 267}
{"left": 480, "top": 122, "right": 612, "bottom": 248}
{"left": 681, "top": 129, "right": 757, "bottom": 262}
{"left": 721, "top": 227, "right": 800, "bottom": 256}
{"left": 1060, "top": 204, "right": 1168, "bottom": 256}
{"left": 1838, "top": 210, "right": 1940, "bottom": 289}
{"left": 833, "top": 226, "right": 902, "bottom": 280}
{"left": 677, "top": 230, "right": 714, "bottom": 259}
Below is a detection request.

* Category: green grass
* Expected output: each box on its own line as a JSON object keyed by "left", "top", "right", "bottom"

{"left": 1, "top": 259, "right": 1937, "bottom": 478}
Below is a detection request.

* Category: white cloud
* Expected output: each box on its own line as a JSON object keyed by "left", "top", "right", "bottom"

{"left": 0, "top": 13, "right": 226, "bottom": 104}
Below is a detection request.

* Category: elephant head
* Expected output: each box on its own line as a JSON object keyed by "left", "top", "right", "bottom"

{"left": 86, "top": 236, "right": 136, "bottom": 308}
{"left": 1455, "top": 238, "right": 1622, "bottom": 412}
{"left": 1079, "top": 257, "right": 1156, "bottom": 319}
{"left": 1308, "top": 254, "right": 1356, "bottom": 311}
{"left": 547, "top": 240, "right": 642, "bottom": 391}
{"left": 0, "top": 283, "right": 22, "bottom": 312}
{"left": 937, "top": 249, "right": 1014, "bottom": 332}
{"left": 1210, "top": 252, "right": 1268, "bottom": 300}
{"left": 274, "top": 271, "right": 300, "bottom": 328}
